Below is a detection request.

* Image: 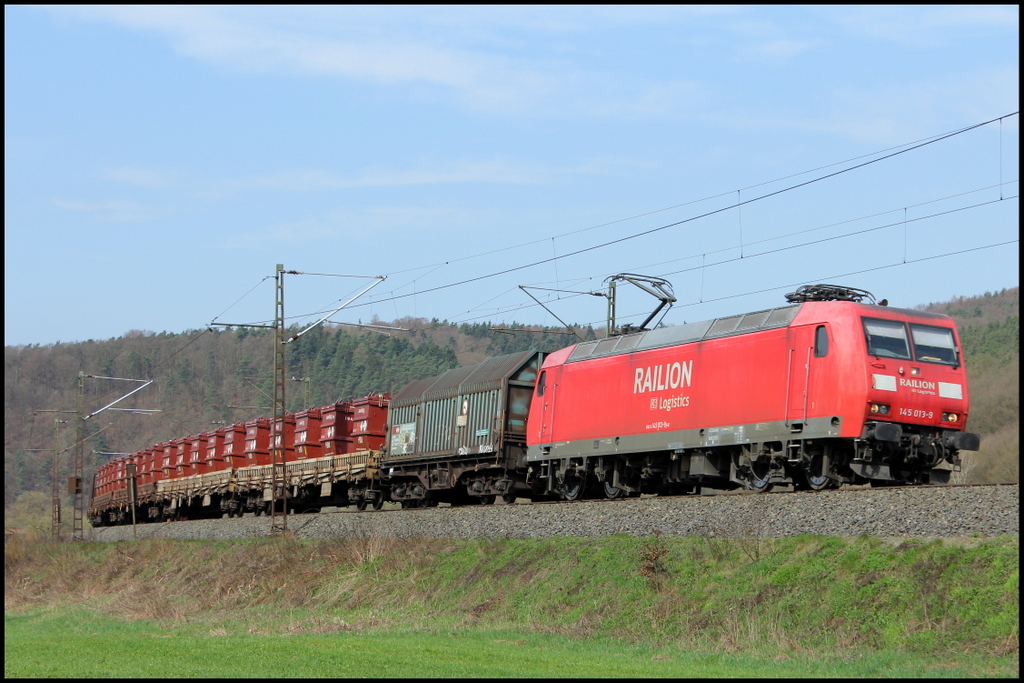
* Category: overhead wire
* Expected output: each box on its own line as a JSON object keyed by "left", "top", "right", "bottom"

{"left": 314, "top": 111, "right": 1018, "bottom": 316}
{"left": 492, "top": 178, "right": 1018, "bottom": 299}
{"left": 217, "top": 112, "right": 1019, "bottom": 330}
{"left": 444, "top": 189, "right": 1018, "bottom": 324}
{"left": 378, "top": 113, "right": 1018, "bottom": 280}
{"left": 450, "top": 212, "right": 1020, "bottom": 329}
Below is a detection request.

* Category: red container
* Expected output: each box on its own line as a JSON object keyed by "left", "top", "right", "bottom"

{"left": 349, "top": 393, "right": 390, "bottom": 435}
{"left": 126, "top": 452, "right": 142, "bottom": 495}
{"left": 205, "top": 428, "right": 227, "bottom": 472}
{"left": 174, "top": 439, "right": 190, "bottom": 477}
{"left": 271, "top": 413, "right": 297, "bottom": 463}
{"left": 112, "top": 456, "right": 127, "bottom": 498}
{"left": 294, "top": 408, "right": 323, "bottom": 460}
{"left": 346, "top": 393, "right": 390, "bottom": 451}
{"left": 320, "top": 402, "right": 353, "bottom": 456}
{"left": 149, "top": 446, "right": 163, "bottom": 483}
{"left": 189, "top": 432, "right": 210, "bottom": 474}
{"left": 149, "top": 444, "right": 166, "bottom": 483}
{"left": 136, "top": 448, "right": 150, "bottom": 485}
{"left": 243, "top": 418, "right": 272, "bottom": 466}
{"left": 162, "top": 439, "right": 182, "bottom": 479}
{"left": 222, "top": 423, "right": 247, "bottom": 469}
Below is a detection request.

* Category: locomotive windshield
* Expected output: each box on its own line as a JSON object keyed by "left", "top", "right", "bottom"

{"left": 910, "top": 324, "right": 958, "bottom": 365}
{"left": 863, "top": 318, "right": 959, "bottom": 366}
{"left": 863, "top": 318, "right": 911, "bottom": 360}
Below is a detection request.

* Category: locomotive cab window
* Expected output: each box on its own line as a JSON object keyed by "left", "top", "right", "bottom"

{"left": 814, "top": 325, "right": 829, "bottom": 357}
{"left": 910, "top": 324, "right": 958, "bottom": 366}
{"left": 536, "top": 370, "right": 546, "bottom": 397}
{"left": 862, "top": 318, "right": 911, "bottom": 360}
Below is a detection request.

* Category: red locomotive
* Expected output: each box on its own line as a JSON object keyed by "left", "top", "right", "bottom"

{"left": 525, "top": 284, "right": 979, "bottom": 499}
{"left": 88, "top": 284, "right": 980, "bottom": 525}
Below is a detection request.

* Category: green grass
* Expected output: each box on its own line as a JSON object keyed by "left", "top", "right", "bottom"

{"left": 4, "top": 534, "right": 1019, "bottom": 677}
{"left": 5, "top": 608, "right": 1016, "bottom": 678}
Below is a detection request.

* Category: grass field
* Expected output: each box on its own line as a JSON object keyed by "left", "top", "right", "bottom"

{"left": 5, "top": 534, "right": 1019, "bottom": 677}
{"left": 5, "top": 609, "right": 1016, "bottom": 678}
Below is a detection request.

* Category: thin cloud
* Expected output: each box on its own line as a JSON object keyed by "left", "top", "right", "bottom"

{"left": 46, "top": 6, "right": 720, "bottom": 118}
{"left": 49, "top": 7, "right": 560, "bottom": 112}
{"left": 217, "top": 159, "right": 602, "bottom": 193}
{"left": 227, "top": 205, "right": 468, "bottom": 246}
{"left": 822, "top": 66, "right": 1020, "bottom": 145}
{"left": 51, "top": 198, "right": 164, "bottom": 222}
{"left": 744, "top": 39, "right": 820, "bottom": 62}
{"left": 101, "top": 166, "right": 175, "bottom": 188}
{"left": 826, "top": 6, "right": 1018, "bottom": 46}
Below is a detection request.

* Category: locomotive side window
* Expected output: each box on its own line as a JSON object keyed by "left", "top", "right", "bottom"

{"left": 536, "top": 370, "right": 546, "bottom": 397}
{"left": 910, "top": 324, "right": 958, "bottom": 365}
{"left": 863, "top": 318, "right": 911, "bottom": 360}
{"left": 814, "top": 325, "right": 829, "bottom": 357}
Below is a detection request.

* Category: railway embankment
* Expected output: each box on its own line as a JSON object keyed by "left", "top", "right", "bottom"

{"left": 90, "top": 483, "right": 1018, "bottom": 543}
{"left": 4, "top": 531, "right": 1018, "bottom": 663}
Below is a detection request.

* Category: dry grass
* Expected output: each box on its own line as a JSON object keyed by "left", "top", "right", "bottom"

{"left": 4, "top": 533, "right": 457, "bottom": 635}
{"left": 5, "top": 533, "right": 1018, "bottom": 657}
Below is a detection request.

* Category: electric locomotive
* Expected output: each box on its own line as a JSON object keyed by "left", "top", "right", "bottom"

{"left": 525, "top": 285, "right": 980, "bottom": 498}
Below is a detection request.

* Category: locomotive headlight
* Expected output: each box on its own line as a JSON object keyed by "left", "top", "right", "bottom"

{"left": 943, "top": 412, "right": 959, "bottom": 423}
{"left": 869, "top": 403, "right": 890, "bottom": 415}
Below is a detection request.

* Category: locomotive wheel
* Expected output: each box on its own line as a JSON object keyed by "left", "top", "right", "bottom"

{"left": 603, "top": 481, "right": 625, "bottom": 500}
{"left": 562, "top": 472, "right": 586, "bottom": 501}
{"left": 356, "top": 497, "right": 368, "bottom": 511}
{"left": 478, "top": 495, "right": 496, "bottom": 505}
{"left": 804, "top": 453, "right": 834, "bottom": 491}
{"left": 745, "top": 460, "right": 773, "bottom": 492}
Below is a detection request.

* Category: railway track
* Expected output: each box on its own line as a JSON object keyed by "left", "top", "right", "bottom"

{"left": 91, "top": 482, "right": 1018, "bottom": 543}
{"left": 303, "top": 481, "right": 1015, "bottom": 512}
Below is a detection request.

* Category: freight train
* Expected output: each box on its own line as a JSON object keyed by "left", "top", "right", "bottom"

{"left": 89, "top": 285, "right": 980, "bottom": 526}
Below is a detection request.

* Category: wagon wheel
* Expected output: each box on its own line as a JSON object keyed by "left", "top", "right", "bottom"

{"left": 603, "top": 481, "right": 625, "bottom": 500}
{"left": 562, "top": 471, "right": 586, "bottom": 501}
{"left": 803, "top": 452, "right": 834, "bottom": 491}
{"left": 372, "top": 494, "right": 385, "bottom": 510}
{"left": 355, "top": 497, "right": 368, "bottom": 511}
{"left": 501, "top": 493, "right": 516, "bottom": 505}
{"left": 478, "top": 495, "right": 496, "bottom": 505}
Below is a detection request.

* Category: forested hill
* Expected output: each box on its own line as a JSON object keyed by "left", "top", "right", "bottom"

{"left": 5, "top": 288, "right": 1018, "bottom": 510}
{"left": 4, "top": 319, "right": 589, "bottom": 507}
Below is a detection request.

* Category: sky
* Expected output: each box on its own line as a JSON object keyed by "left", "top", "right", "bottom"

{"left": 4, "top": 6, "right": 1019, "bottom": 347}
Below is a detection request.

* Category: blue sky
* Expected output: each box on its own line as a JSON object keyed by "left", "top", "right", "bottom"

{"left": 4, "top": 6, "right": 1018, "bottom": 346}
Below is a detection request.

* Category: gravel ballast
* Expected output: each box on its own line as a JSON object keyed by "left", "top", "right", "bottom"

{"left": 90, "top": 483, "right": 1019, "bottom": 542}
